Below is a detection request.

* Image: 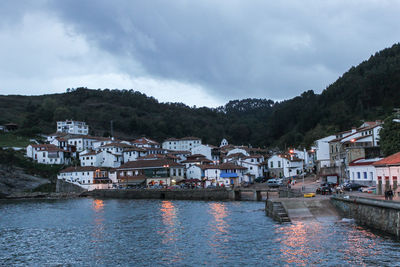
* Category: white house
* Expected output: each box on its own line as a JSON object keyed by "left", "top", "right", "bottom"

{"left": 348, "top": 158, "right": 382, "bottom": 186}
{"left": 181, "top": 154, "right": 213, "bottom": 169}
{"left": 220, "top": 138, "right": 228, "bottom": 147}
{"left": 92, "top": 138, "right": 114, "bottom": 150}
{"left": 57, "top": 166, "right": 112, "bottom": 190}
{"left": 191, "top": 144, "right": 213, "bottom": 160}
{"left": 67, "top": 136, "right": 100, "bottom": 153}
{"left": 162, "top": 137, "right": 202, "bottom": 151}
{"left": 131, "top": 137, "right": 160, "bottom": 148}
{"left": 373, "top": 152, "right": 400, "bottom": 195}
{"left": 226, "top": 148, "right": 249, "bottom": 157}
{"left": 26, "top": 144, "right": 70, "bottom": 165}
{"left": 117, "top": 159, "right": 185, "bottom": 186}
{"left": 240, "top": 155, "right": 265, "bottom": 180}
{"left": 80, "top": 150, "right": 123, "bottom": 168}
{"left": 203, "top": 163, "right": 247, "bottom": 187}
{"left": 57, "top": 120, "right": 89, "bottom": 135}
{"left": 123, "top": 147, "right": 147, "bottom": 163}
{"left": 186, "top": 165, "right": 203, "bottom": 180}
{"left": 314, "top": 135, "right": 336, "bottom": 169}
{"left": 79, "top": 150, "right": 100, "bottom": 167}
{"left": 267, "top": 154, "right": 303, "bottom": 178}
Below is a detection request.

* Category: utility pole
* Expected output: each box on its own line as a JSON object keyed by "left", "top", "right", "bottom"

{"left": 110, "top": 120, "right": 114, "bottom": 138}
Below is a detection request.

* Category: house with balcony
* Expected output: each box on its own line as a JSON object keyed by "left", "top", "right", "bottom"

{"left": 162, "top": 137, "right": 202, "bottom": 151}
{"left": 117, "top": 159, "right": 185, "bottom": 187}
{"left": 57, "top": 166, "right": 113, "bottom": 190}
{"left": 56, "top": 120, "right": 89, "bottom": 135}
{"left": 26, "top": 144, "right": 71, "bottom": 165}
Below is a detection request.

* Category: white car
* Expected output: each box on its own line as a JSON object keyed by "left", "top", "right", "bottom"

{"left": 266, "top": 179, "right": 282, "bottom": 188}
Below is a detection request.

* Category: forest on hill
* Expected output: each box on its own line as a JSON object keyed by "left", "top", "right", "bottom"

{"left": 2, "top": 43, "right": 400, "bottom": 149}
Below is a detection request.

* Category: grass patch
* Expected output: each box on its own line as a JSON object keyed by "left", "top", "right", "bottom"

{"left": 0, "top": 148, "right": 65, "bottom": 180}
{"left": 0, "top": 133, "right": 32, "bottom": 148}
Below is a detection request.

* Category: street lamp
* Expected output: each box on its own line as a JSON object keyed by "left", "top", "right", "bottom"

{"left": 337, "top": 138, "right": 356, "bottom": 184}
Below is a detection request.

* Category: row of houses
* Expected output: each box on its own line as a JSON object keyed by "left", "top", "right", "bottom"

{"left": 26, "top": 121, "right": 282, "bottom": 190}
{"left": 312, "top": 120, "right": 400, "bottom": 195}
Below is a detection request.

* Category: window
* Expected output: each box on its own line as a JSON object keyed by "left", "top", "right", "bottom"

{"left": 270, "top": 162, "right": 273, "bottom": 168}
{"left": 370, "top": 172, "right": 373, "bottom": 180}
{"left": 363, "top": 172, "right": 367, "bottom": 179}
{"left": 278, "top": 161, "right": 281, "bottom": 168}
{"left": 357, "top": 172, "right": 360, "bottom": 179}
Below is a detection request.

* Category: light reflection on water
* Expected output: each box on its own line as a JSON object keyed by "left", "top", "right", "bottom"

{"left": 1, "top": 199, "right": 400, "bottom": 266}
{"left": 208, "top": 202, "right": 230, "bottom": 259}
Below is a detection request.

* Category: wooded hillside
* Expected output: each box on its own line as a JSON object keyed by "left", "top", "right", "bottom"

{"left": 2, "top": 43, "right": 400, "bottom": 148}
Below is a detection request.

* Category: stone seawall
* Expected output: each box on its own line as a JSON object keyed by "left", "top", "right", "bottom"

{"left": 331, "top": 196, "right": 400, "bottom": 237}
{"left": 87, "top": 188, "right": 232, "bottom": 201}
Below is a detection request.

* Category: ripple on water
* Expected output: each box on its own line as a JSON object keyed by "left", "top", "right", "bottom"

{"left": 1, "top": 198, "right": 400, "bottom": 266}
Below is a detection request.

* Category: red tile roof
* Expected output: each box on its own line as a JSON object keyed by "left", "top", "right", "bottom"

{"left": 373, "top": 152, "right": 400, "bottom": 166}
{"left": 118, "top": 159, "right": 183, "bottom": 169}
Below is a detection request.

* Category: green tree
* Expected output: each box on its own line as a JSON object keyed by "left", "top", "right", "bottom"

{"left": 379, "top": 115, "right": 400, "bottom": 156}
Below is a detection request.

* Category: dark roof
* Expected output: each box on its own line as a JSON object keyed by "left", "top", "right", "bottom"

{"left": 118, "top": 159, "right": 183, "bottom": 170}
{"left": 100, "top": 142, "right": 134, "bottom": 148}
{"left": 60, "top": 166, "right": 101, "bottom": 173}
{"left": 217, "top": 163, "right": 247, "bottom": 170}
{"left": 29, "top": 144, "right": 65, "bottom": 152}
{"left": 79, "top": 150, "right": 99, "bottom": 156}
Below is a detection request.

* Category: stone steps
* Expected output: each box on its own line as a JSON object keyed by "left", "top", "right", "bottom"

{"left": 271, "top": 202, "right": 291, "bottom": 223}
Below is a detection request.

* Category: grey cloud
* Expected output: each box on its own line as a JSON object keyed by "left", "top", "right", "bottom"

{"left": 3, "top": 0, "right": 400, "bottom": 102}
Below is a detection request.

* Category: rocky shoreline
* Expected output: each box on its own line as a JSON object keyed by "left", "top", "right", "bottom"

{"left": 1, "top": 191, "right": 84, "bottom": 200}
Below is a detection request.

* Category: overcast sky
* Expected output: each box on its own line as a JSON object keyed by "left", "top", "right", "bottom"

{"left": 0, "top": 1, "right": 399, "bottom": 107}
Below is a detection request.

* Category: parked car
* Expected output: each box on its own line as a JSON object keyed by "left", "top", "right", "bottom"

{"left": 266, "top": 179, "right": 282, "bottom": 188}
{"left": 343, "top": 183, "right": 367, "bottom": 191}
{"left": 360, "top": 186, "right": 376, "bottom": 193}
{"left": 255, "top": 177, "right": 267, "bottom": 183}
{"left": 316, "top": 186, "right": 332, "bottom": 195}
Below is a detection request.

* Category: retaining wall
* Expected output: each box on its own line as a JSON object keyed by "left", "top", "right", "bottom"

{"left": 331, "top": 196, "right": 400, "bottom": 237}
{"left": 56, "top": 179, "right": 87, "bottom": 194}
{"left": 87, "top": 188, "right": 232, "bottom": 201}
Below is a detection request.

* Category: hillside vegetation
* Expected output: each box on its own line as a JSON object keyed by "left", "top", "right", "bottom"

{"left": 2, "top": 44, "right": 400, "bottom": 148}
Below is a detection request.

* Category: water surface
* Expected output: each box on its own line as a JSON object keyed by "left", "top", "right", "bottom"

{"left": 0, "top": 198, "right": 399, "bottom": 266}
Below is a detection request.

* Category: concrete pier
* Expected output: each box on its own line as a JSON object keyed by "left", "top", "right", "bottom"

{"left": 266, "top": 197, "right": 340, "bottom": 223}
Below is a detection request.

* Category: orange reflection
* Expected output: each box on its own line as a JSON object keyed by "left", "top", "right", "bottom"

{"left": 158, "top": 201, "right": 178, "bottom": 244}
{"left": 209, "top": 203, "right": 228, "bottom": 234}
{"left": 276, "top": 222, "right": 322, "bottom": 265}
{"left": 92, "top": 199, "right": 104, "bottom": 212}
{"left": 91, "top": 199, "right": 105, "bottom": 242}
{"left": 208, "top": 202, "right": 230, "bottom": 259}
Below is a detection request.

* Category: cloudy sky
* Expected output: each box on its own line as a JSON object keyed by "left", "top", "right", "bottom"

{"left": 0, "top": 1, "right": 399, "bottom": 107}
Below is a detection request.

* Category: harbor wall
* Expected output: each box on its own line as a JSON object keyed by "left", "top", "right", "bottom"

{"left": 331, "top": 196, "right": 400, "bottom": 237}
{"left": 87, "top": 188, "right": 233, "bottom": 201}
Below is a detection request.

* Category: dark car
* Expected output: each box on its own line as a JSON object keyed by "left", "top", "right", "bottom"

{"left": 316, "top": 186, "right": 332, "bottom": 195}
{"left": 343, "top": 183, "right": 367, "bottom": 191}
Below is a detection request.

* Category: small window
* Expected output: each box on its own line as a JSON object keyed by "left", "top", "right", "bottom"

{"left": 364, "top": 172, "right": 367, "bottom": 179}
{"left": 357, "top": 172, "right": 360, "bottom": 179}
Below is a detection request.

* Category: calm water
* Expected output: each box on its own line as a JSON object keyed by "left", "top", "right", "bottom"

{"left": 1, "top": 198, "right": 400, "bottom": 266}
